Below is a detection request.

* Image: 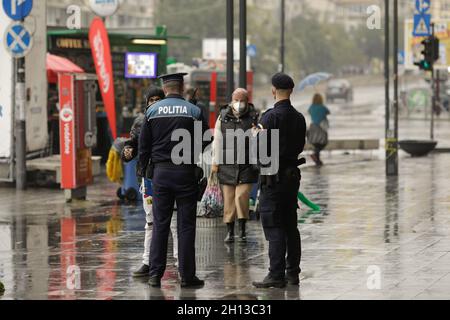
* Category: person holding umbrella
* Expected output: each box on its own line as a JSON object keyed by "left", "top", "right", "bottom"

{"left": 297, "top": 73, "right": 332, "bottom": 167}
{"left": 307, "top": 93, "right": 330, "bottom": 166}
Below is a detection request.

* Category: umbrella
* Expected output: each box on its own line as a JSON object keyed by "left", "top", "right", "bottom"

{"left": 297, "top": 72, "right": 332, "bottom": 91}
{"left": 47, "top": 53, "right": 84, "bottom": 84}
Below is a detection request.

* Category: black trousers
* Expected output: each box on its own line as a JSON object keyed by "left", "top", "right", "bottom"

{"left": 149, "top": 165, "right": 198, "bottom": 280}
{"left": 259, "top": 173, "right": 301, "bottom": 279}
{"left": 313, "top": 143, "right": 327, "bottom": 159}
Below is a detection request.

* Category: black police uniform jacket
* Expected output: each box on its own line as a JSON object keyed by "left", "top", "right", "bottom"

{"left": 259, "top": 99, "right": 307, "bottom": 170}
{"left": 138, "top": 94, "right": 210, "bottom": 170}
{"left": 217, "top": 104, "right": 259, "bottom": 186}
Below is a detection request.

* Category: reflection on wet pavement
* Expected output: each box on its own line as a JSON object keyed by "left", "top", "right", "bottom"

{"left": 0, "top": 154, "right": 450, "bottom": 300}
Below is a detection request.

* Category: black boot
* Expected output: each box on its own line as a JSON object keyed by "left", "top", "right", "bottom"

{"left": 224, "top": 222, "right": 235, "bottom": 243}
{"left": 180, "top": 276, "right": 205, "bottom": 288}
{"left": 252, "top": 274, "right": 287, "bottom": 288}
{"left": 286, "top": 272, "right": 300, "bottom": 285}
{"left": 238, "top": 219, "right": 247, "bottom": 242}
{"left": 133, "top": 264, "right": 150, "bottom": 278}
{"left": 148, "top": 275, "right": 161, "bottom": 288}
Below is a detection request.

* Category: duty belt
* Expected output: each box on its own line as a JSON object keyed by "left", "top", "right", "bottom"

{"left": 154, "top": 162, "right": 197, "bottom": 169}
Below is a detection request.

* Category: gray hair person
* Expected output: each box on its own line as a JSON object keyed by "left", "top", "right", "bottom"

{"left": 212, "top": 88, "right": 259, "bottom": 243}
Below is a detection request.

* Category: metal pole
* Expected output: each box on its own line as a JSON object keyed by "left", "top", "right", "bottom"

{"left": 431, "top": 23, "right": 435, "bottom": 141}
{"left": 226, "top": 0, "right": 235, "bottom": 101}
{"left": 385, "top": 0, "right": 390, "bottom": 137}
{"left": 15, "top": 18, "right": 27, "bottom": 190}
{"left": 239, "top": 0, "right": 247, "bottom": 89}
{"left": 280, "top": 0, "right": 285, "bottom": 73}
{"left": 385, "top": 0, "right": 394, "bottom": 176}
{"left": 392, "top": 0, "right": 399, "bottom": 175}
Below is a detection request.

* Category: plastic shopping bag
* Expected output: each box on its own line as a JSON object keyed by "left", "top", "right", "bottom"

{"left": 198, "top": 172, "right": 224, "bottom": 218}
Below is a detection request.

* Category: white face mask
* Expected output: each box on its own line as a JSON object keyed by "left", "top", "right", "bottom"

{"left": 232, "top": 101, "right": 247, "bottom": 113}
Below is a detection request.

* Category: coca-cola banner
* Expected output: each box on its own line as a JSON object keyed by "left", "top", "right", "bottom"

{"left": 89, "top": 17, "right": 117, "bottom": 139}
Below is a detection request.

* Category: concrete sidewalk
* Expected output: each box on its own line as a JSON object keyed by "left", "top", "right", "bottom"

{"left": 0, "top": 153, "right": 449, "bottom": 300}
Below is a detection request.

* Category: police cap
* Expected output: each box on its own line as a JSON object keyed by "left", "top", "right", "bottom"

{"left": 158, "top": 72, "right": 188, "bottom": 84}
{"left": 271, "top": 72, "right": 295, "bottom": 90}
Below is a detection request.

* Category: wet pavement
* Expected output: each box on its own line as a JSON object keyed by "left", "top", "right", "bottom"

{"left": 1, "top": 153, "right": 450, "bottom": 300}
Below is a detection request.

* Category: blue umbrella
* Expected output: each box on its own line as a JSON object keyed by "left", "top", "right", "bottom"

{"left": 297, "top": 72, "right": 332, "bottom": 91}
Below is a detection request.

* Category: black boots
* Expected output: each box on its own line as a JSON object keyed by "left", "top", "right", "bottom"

{"left": 238, "top": 219, "right": 247, "bottom": 242}
{"left": 224, "top": 222, "right": 235, "bottom": 243}
{"left": 225, "top": 220, "right": 247, "bottom": 243}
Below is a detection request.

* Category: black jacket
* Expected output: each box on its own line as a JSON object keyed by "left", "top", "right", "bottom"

{"left": 217, "top": 104, "right": 259, "bottom": 186}
{"left": 138, "top": 94, "right": 210, "bottom": 168}
{"left": 121, "top": 114, "right": 146, "bottom": 176}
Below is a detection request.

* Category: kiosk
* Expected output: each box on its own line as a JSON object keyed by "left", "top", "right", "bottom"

{"left": 58, "top": 73, "right": 98, "bottom": 201}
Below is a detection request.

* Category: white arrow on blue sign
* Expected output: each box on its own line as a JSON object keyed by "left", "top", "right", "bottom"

{"left": 2, "top": 0, "right": 33, "bottom": 21}
{"left": 413, "top": 14, "right": 431, "bottom": 37}
{"left": 416, "top": 0, "right": 431, "bottom": 14}
{"left": 4, "top": 22, "right": 33, "bottom": 58}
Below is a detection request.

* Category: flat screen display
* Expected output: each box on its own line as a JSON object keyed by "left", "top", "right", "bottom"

{"left": 125, "top": 52, "right": 158, "bottom": 79}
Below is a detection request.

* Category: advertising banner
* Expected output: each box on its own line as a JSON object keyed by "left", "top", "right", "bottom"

{"left": 89, "top": 17, "right": 117, "bottom": 139}
{"left": 0, "top": 8, "right": 14, "bottom": 158}
{"left": 58, "top": 73, "right": 76, "bottom": 189}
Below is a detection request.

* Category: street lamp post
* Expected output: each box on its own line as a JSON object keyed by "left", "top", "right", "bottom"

{"left": 15, "top": 17, "right": 27, "bottom": 190}
{"left": 226, "top": 0, "right": 235, "bottom": 101}
{"left": 239, "top": 0, "right": 247, "bottom": 89}
{"left": 280, "top": 0, "right": 285, "bottom": 73}
{"left": 385, "top": 0, "right": 399, "bottom": 176}
{"left": 393, "top": 0, "right": 399, "bottom": 175}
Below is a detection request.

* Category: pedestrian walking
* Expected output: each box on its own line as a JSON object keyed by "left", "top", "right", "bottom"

{"left": 211, "top": 88, "right": 259, "bottom": 243}
{"left": 307, "top": 93, "right": 330, "bottom": 166}
{"left": 139, "top": 73, "right": 210, "bottom": 288}
{"left": 121, "top": 86, "right": 179, "bottom": 278}
{"left": 252, "top": 73, "right": 306, "bottom": 288}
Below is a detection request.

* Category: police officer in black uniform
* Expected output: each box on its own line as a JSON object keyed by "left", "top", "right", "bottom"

{"left": 139, "top": 73, "right": 210, "bottom": 288}
{"left": 253, "top": 73, "right": 307, "bottom": 288}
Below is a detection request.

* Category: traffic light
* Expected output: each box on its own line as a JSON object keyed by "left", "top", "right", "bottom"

{"left": 414, "top": 36, "right": 440, "bottom": 71}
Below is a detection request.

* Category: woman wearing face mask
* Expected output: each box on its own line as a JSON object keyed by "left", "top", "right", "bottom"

{"left": 212, "top": 88, "right": 259, "bottom": 243}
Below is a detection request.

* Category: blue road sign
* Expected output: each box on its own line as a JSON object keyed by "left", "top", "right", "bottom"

{"left": 413, "top": 14, "right": 431, "bottom": 37}
{"left": 247, "top": 44, "right": 257, "bottom": 58}
{"left": 398, "top": 51, "right": 405, "bottom": 65}
{"left": 2, "top": 0, "right": 33, "bottom": 21}
{"left": 416, "top": 0, "right": 431, "bottom": 14}
{"left": 4, "top": 22, "right": 32, "bottom": 58}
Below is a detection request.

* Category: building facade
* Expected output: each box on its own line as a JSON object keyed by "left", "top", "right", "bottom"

{"left": 47, "top": 0, "right": 156, "bottom": 29}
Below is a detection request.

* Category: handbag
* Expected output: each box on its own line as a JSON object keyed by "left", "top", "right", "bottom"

{"left": 197, "top": 172, "right": 224, "bottom": 218}
{"left": 307, "top": 123, "right": 328, "bottom": 145}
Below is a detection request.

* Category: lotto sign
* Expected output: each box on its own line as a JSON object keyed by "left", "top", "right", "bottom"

{"left": 58, "top": 73, "right": 76, "bottom": 189}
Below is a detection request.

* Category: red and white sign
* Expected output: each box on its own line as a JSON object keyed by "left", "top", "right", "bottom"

{"left": 209, "top": 71, "right": 217, "bottom": 129}
{"left": 89, "top": 17, "right": 117, "bottom": 139}
{"left": 59, "top": 73, "right": 76, "bottom": 189}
